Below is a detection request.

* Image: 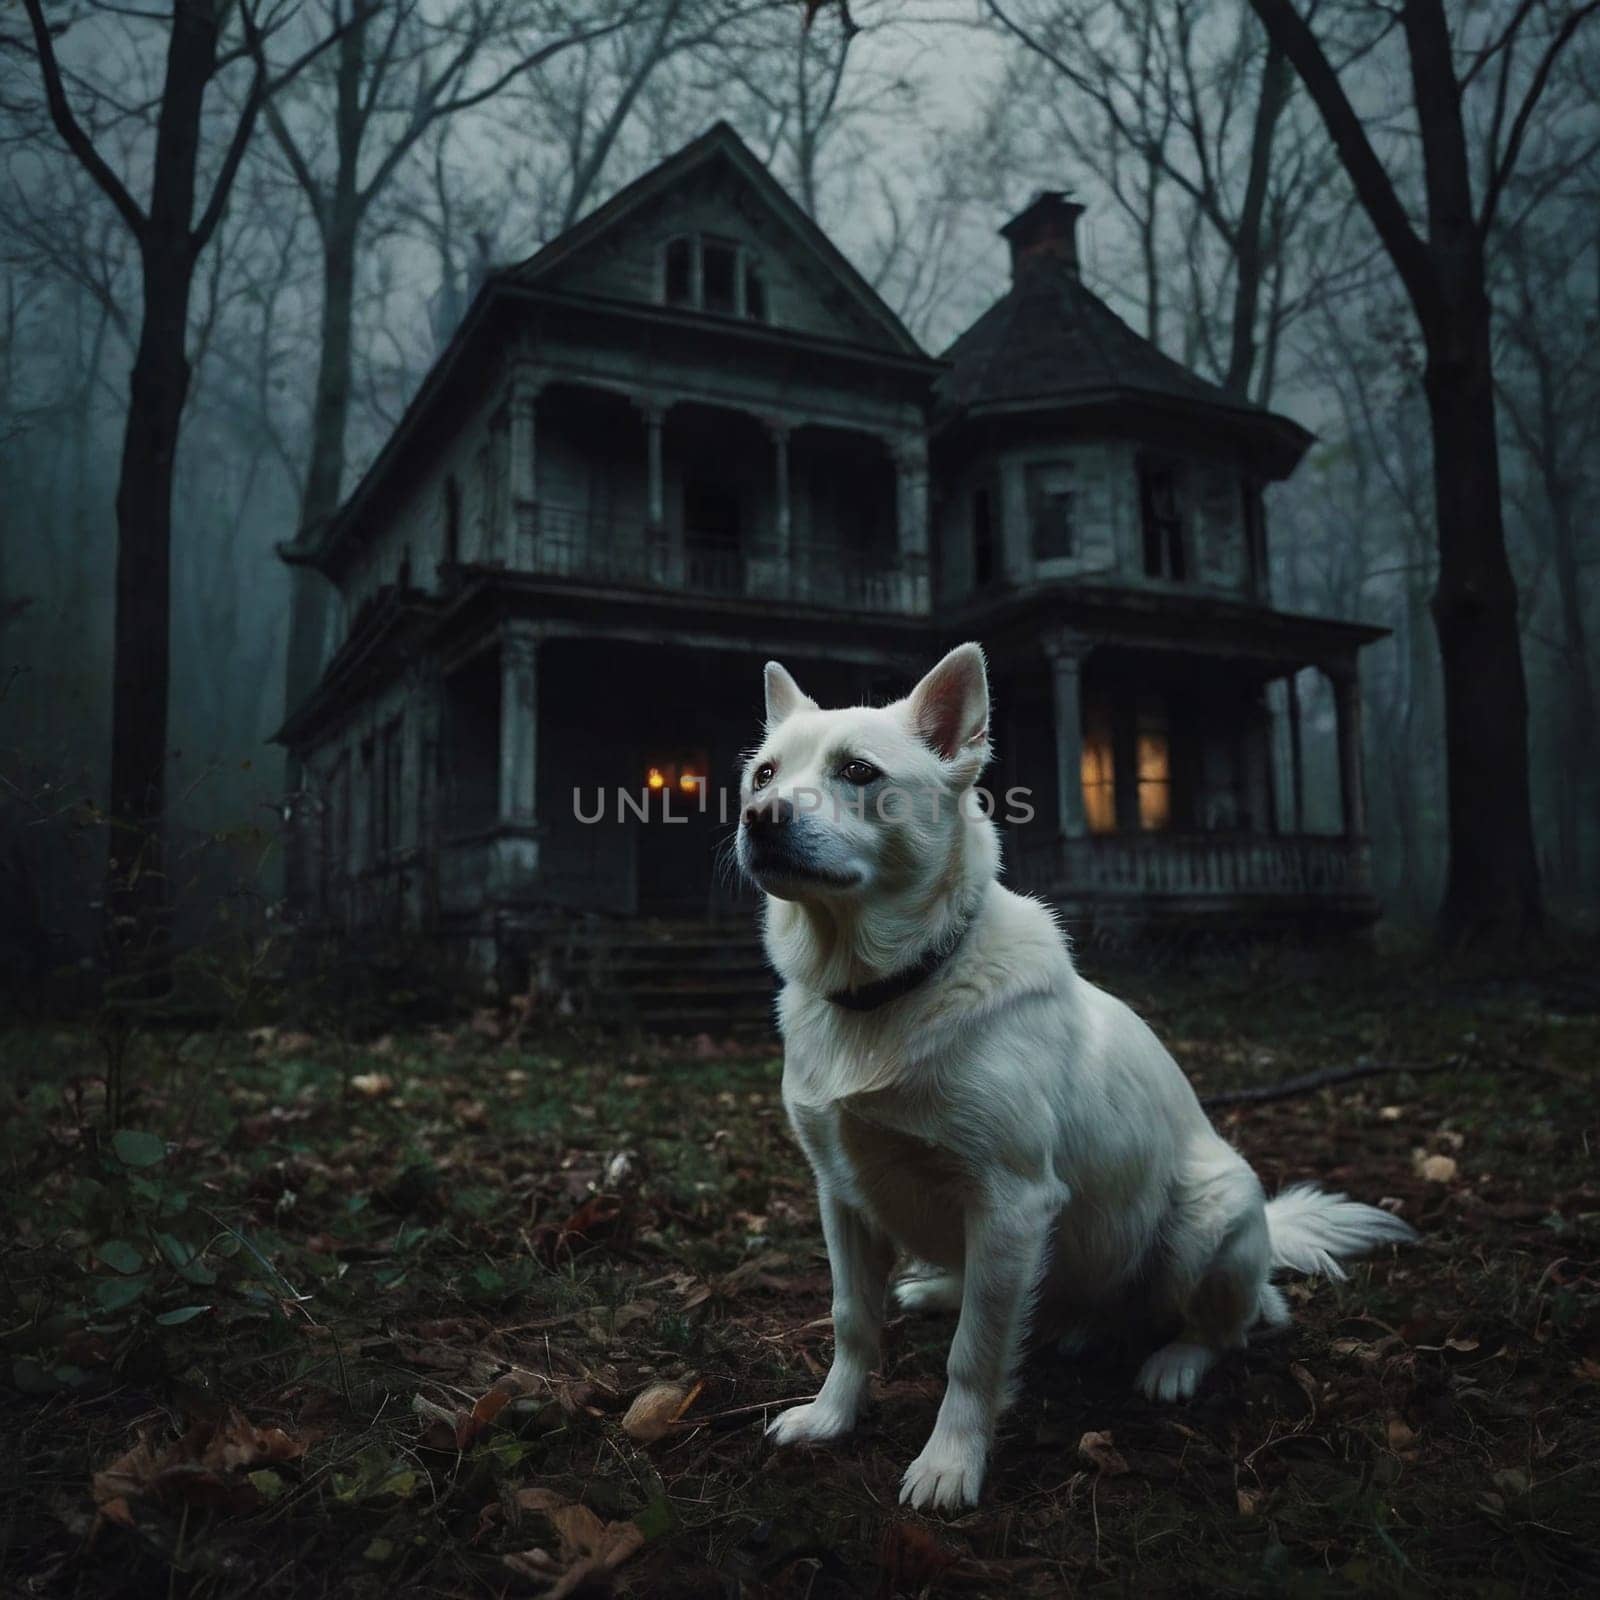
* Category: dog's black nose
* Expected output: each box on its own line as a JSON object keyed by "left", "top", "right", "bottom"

{"left": 744, "top": 796, "right": 794, "bottom": 830}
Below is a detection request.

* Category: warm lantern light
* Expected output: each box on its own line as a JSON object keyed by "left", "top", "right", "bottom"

{"left": 647, "top": 767, "right": 666, "bottom": 790}
{"left": 679, "top": 772, "right": 701, "bottom": 792}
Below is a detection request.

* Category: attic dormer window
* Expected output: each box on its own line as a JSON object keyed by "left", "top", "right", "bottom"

{"left": 660, "top": 234, "right": 767, "bottom": 321}
{"left": 703, "top": 238, "right": 737, "bottom": 314}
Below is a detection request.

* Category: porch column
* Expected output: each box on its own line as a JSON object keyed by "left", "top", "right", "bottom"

{"left": 893, "top": 433, "right": 930, "bottom": 612}
{"left": 768, "top": 420, "right": 792, "bottom": 556}
{"left": 400, "top": 667, "right": 424, "bottom": 853}
{"left": 1329, "top": 663, "right": 1366, "bottom": 837}
{"left": 509, "top": 363, "right": 543, "bottom": 567}
{"left": 1285, "top": 670, "right": 1305, "bottom": 833}
{"left": 641, "top": 399, "right": 666, "bottom": 530}
{"left": 499, "top": 627, "right": 540, "bottom": 829}
{"left": 1044, "top": 630, "right": 1090, "bottom": 838}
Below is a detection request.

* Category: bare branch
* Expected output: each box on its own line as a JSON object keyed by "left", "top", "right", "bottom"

{"left": 19, "top": 0, "right": 147, "bottom": 239}
{"left": 1247, "top": 0, "right": 1436, "bottom": 317}
{"left": 1478, "top": 0, "right": 1600, "bottom": 241}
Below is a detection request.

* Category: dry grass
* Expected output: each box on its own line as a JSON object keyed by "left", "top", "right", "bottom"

{"left": 3, "top": 939, "right": 1598, "bottom": 1597}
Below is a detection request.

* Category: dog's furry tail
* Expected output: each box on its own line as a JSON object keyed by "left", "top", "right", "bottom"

{"left": 1264, "top": 1183, "right": 1417, "bottom": 1282}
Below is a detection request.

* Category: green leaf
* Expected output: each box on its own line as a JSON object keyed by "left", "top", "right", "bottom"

{"left": 96, "top": 1239, "right": 144, "bottom": 1274}
{"left": 362, "top": 1538, "right": 395, "bottom": 1563}
{"left": 94, "top": 1274, "right": 150, "bottom": 1312}
{"left": 633, "top": 1487, "right": 676, "bottom": 1542}
{"left": 248, "top": 1469, "right": 287, "bottom": 1502}
{"left": 111, "top": 1129, "right": 166, "bottom": 1168}
{"left": 154, "top": 1231, "right": 194, "bottom": 1269}
{"left": 332, "top": 1446, "right": 419, "bottom": 1503}
{"left": 155, "top": 1304, "right": 211, "bottom": 1327}
{"left": 394, "top": 1222, "right": 431, "bottom": 1256}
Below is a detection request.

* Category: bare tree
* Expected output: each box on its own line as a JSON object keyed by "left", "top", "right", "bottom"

{"left": 984, "top": 0, "right": 1333, "bottom": 401}
{"left": 17, "top": 0, "right": 352, "bottom": 939}
{"left": 270, "top": 0, "right": 647, "bottom": 765}
{"left": 1246, "top": 0, "right": 1599, "bottom": 943}
{"left": 1496, "top": 217, "right": 1600, "bottom": 894}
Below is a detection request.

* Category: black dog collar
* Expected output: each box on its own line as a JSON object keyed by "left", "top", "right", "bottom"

{"left": 825, "top": 915, "right": 974, "bottom": 1013}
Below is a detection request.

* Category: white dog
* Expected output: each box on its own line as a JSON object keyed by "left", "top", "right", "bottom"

{"left": 738, "top": 642, "right": 1416, "bottom": 1513}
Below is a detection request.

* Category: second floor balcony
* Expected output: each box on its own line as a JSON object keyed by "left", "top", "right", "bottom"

{"left": 510, "top": 502, "right": 929, "bottom": 615}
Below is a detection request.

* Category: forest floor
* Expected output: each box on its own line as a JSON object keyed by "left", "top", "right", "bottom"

{"left": 4, "top": 939, "right": 1600, "bottom": 1599}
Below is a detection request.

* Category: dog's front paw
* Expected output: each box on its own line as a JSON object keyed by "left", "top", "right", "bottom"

{"left": 892, "top": 1272, "right": 963, "bottom": 1315}
{"left": 898, "top": 1431, "right": 986, "bottom": 1512}
{"left": 765, "top": 1398, "right": 856, "bottom": 1447}
{"left": 1135, "top": 1339, "right": 1216, "bottom": 1402}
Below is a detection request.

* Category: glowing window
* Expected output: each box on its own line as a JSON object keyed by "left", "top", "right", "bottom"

{"left": 1081, "top": 698, "right": 1117, "bottom": 834}
{"left": 1136, "top": 696, "right": 1171, "bottom": 832}
{"left": 643, "top": 752, "right": 709, "bottom": 798}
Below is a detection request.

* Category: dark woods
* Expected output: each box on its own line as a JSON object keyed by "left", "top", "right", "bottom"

{"left": 1, "top": 0, "right": 1597, "bottom": 982}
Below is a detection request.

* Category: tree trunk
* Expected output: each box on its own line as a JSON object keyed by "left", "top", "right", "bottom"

{"left": 1404, "top": 0, "right": 1542, "bottom": 944}
{"left": 283, "top": 216, "right": 357, "bottom": 729}
{"left": 1246, "top": 0, "right": 1551, "bottom": 944}
{"left": 1549, "top": 478, "right": 1599, "bottom": 889}
{"left": 1223, "top": 39, "right": 1288, "bottom": 396}
{"left": 282, "top": 15, "right": 368, "bottom": 775}
{"left": 1422, "top": 296, "right": 1542, "bottom": 942}
{"left": 105, "top": 4, "right": 217, "bottom": 940}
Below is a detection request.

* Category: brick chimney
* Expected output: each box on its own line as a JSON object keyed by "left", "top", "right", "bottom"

{"left": 1000, "top": 192, "right": 1085, "bottom": 283}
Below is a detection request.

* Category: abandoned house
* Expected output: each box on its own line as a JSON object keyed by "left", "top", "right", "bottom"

{"left": 277, "top": 121, "right": 1382, "bottom": 1012}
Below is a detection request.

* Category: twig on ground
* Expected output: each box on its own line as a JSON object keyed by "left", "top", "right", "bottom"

{"left": 1200, "top": 1059, "right": 1447, "bottom": 1109}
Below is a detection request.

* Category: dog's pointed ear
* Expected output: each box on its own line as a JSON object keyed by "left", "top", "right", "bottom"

{"left": 764, "top": 660, "right": 818, "bottom": 728}
{"left": 906, "top": 642, "right": 989, "bottom": 762}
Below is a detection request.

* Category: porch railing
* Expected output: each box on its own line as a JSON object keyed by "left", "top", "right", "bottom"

{"left": 515, "top": 503, "right": 926, "bottom": 614}
{"left": 1010, "top": 831, "right": 1372, "bottom": 899}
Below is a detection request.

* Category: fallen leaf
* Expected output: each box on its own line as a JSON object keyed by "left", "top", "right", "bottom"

{"left": 621, "top": 1380, "right": 700, "bottom": 1442}
{"left": 350, "top": 1072, "right": 394, "bottom": 1099}
{"left": 878, "top": 1519, "right": 959, "bottom": 1589}
{"left": 1387, "top": 1417, "right": 1417, "bottom": 1451}
{"left": 1288, "top": 1362, "right": 1319, "bottom": 1409}
{"left": 90, "top": 1412, "right": 310, "bottom": 1525}
{"left": 456, "top": 1377, "right": 520, "bottom": 1450}
{"left": 506, "top": 1486, "right": 647, "bottom": 1598}
{"left": 1414, "top": 1151, "right": 1458, "bottom": 1183}
{"left": 1077, "top": 1430, "right": 1129, "bottom": 1476}
{"left": 1237, "top": 1487, "right": 1264, "bottom": 1517}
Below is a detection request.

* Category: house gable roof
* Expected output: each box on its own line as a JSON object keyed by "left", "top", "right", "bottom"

{"left": 507, "top": 120, "right": 924, "bottom": 359}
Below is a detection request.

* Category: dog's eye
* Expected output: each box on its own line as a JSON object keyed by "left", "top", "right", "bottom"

{"left": 752, "top": 762, "right": 776, "bottom": 790}
{"left": 839, "top": 760, "right": 880, "bottom": 786}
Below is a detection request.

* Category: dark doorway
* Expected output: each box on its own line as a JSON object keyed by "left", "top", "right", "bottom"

{"left": 635, "top": 750, "right": 732, "bottom": 914}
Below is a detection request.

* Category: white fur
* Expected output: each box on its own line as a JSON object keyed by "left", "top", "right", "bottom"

{"left": 740, "top": 644, "right": 1417, "bottom": 1512}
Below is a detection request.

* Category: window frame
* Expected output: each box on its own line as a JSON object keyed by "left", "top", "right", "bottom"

{"left": 972, "top": 482, "right": 997, "bottom": 588}
{"left": 1025, "top": 458, "right": 1078, "bottom": 563}
{"left": 1138, "top": 456, "right": 1187, "bottom": 581}
{"left": 659, "top": 234, "right": 767, "bottom": 322}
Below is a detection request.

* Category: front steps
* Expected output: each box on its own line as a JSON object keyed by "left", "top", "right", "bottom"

{"left": 534, "top": 917, "right": 777, "bottom": 1038}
